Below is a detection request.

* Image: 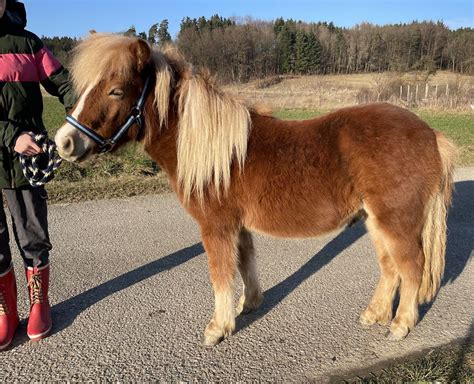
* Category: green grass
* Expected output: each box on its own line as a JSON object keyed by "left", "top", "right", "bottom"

{"left": 416, "top": 110, "right": 474, "bottom": 165}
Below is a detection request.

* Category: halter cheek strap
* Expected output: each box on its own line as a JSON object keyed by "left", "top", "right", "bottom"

{"left": 65, "top": 77, "right": 151, "bottom": 153}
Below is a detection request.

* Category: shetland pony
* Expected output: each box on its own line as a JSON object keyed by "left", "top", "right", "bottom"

{"left": 55, "top": 34, "right": 456, "bottom": 346}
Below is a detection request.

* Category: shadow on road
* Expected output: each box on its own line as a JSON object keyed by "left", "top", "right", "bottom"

{"left": 49, "top": 243, "right": 204, "bottom": 335}
{"left": 236, "top": 221, "right": 366, "bottom": 334}
{"left": 442, "top": 180, "right": 473, "bottom": 285}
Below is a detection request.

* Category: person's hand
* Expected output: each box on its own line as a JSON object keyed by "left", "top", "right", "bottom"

{"left": 14, "top": 132, "right": 43, "bottom": 156}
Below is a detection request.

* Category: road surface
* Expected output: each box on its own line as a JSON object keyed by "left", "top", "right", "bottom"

{"left": 1, "top": 168, "right": 472, "bottom": 382}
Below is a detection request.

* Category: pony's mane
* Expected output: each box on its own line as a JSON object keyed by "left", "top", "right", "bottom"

{"left": 70, "top": 33, "right": 251, "bottom": 203}
{"left": 177, "top": 73, "right": 251, "bottom": 203}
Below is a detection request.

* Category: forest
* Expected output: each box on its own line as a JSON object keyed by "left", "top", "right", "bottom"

{"left": 42, "top": 15, "right": 474, "bottom": 83}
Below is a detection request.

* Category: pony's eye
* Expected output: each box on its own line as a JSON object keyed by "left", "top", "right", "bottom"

{"left": 109, "top": 89, "right": 124, "bottom": 97}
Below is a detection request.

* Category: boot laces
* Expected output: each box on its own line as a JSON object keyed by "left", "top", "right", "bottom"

{"left": 28, "top": 273, "right": 43, "bottom": 305}
{"left": 0, "top": 288, "right": 7, "bottom": 315}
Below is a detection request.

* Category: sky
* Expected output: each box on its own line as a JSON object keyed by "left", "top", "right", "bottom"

{"left": 25, "top": 0, "right": 473, "bottom": 39}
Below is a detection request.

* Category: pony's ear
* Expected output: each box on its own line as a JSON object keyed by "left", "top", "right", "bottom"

{"left": 131, "top": 39, "right": 151, "bottom": 73}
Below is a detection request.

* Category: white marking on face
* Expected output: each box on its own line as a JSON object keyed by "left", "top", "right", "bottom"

{"left": 55, "top": 85, "right": 95, "bottom": 161}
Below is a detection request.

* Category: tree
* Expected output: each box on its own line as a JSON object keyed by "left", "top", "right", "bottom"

{"left": 157, "top": 19, "right": 172, "bottom": 47}
{"left": 148, "top": 23, "right": 159, "bottom": 45}
{"left": 124, "top": 25, "right": 137, "bottom": 37}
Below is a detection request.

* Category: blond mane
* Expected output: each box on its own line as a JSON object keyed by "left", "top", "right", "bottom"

{"left": 70, "top": 33, "right": 251, "bottom": 203}
{"left": 176, "top": 75, "right": 250, "bottom": 203}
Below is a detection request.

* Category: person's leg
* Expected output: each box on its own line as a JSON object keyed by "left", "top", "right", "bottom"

{"left": 0, "top": 191, "right": 13, "bottom": 273}
{"left": 4, "top": 186, "right": 52, "bottom": 341}
{"left": 3, "top": 186, "right": 51, "bottom": 268}
{"left": 0, "top": 190, "right": 19, "bottom": 351}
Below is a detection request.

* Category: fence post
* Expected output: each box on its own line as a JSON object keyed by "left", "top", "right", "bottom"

{"left": 415, "top": 84, "right": 419, "bottom": 104}
{"left": 400, "top": 85, "right": 403, "bottom": 100}
{"left": 407, "top": 84, "right": 411, "bottom": 104}
{"left": 425, "top": 83, "right": 429, "bottom": 99}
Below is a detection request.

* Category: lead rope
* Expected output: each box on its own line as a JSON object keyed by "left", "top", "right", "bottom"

{"left": 19, "top": 131, "right": 62, "bottom": 187}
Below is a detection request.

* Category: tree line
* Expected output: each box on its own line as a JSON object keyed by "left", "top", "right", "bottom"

{"left": 42, "top": 15, "right": 474, "bottom": 83}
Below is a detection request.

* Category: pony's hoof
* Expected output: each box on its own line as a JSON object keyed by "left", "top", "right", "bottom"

{"left": 202, "top": 333, "right": 223, "bottom": 346}
{"left": 385, "top": 326, "right": 409, "bottom": 341}
{"left": 360, "top": 307, "right": 391, "bottom": 327}
{"left": 236, "top": 293, "right": 263, "bottom": 315}
{"left": 202, "top": 319, "right": 233, "bottom": 346}
{"left": 359, "top": 313, "right": 376, "bottom": 327}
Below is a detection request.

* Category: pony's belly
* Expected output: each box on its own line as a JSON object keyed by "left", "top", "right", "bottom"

{"left": 243, "top": 207, "right": 344, "bottom": 239}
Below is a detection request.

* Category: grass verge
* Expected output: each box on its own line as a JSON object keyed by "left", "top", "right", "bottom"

{"left": 334, "top": 341, "right": 473, "bottom": 383}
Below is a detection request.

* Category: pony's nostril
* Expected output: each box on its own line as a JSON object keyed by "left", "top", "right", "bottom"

{"left": 59, "top": 136, "right": 74, "bottom": 155}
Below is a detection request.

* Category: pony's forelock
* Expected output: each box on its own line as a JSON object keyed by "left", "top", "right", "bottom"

{"left": 70, "top": 33, "right": 138, "bottom": 94}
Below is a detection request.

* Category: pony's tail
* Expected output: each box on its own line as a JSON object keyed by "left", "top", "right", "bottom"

{"left": 418, "top": 132, "right": 457, "bottom": 304}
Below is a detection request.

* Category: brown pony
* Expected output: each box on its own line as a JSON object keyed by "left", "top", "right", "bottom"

{"left": 55, "top": 34, "right": 456, "bottom": 346}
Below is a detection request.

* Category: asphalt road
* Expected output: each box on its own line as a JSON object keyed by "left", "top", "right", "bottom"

{"left": 1, "top": 168, "right": 472, "bottom": 382}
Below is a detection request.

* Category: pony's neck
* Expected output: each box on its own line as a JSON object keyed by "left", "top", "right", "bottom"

{"left": 142, "top": 100, "right": 179, "bottom": 186}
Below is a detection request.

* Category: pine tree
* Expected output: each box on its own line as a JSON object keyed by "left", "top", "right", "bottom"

{"left": 148, "top": 23, "right": 159, "bottom": 45}
{"left": 277, "top": 24, "right": 296, "bottom": 73}
{"left": 157, "top": 19, "right": 172, "bottom": 47}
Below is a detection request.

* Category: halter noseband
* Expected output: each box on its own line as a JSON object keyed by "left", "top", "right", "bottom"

{"left": 65, "top": 77, "right": 151, "bottom": 153}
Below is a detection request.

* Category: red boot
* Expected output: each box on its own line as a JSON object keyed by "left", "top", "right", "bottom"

{"left": 0, "top": 264, "right": 20, "bottom": 351}
{"left": 25, "top": 264, "right": 52, "bottom": 341}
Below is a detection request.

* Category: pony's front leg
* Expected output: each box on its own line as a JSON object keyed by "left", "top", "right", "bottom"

{"left": 201, "top": 226, "right": 239, "bottom": 346}
{"left": 236, "top": 229, "right": 263, "bottom": 315}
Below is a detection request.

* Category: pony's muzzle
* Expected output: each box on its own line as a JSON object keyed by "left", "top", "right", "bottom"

{"left": 55, "top": 124, "right": 94, "bottom": 162}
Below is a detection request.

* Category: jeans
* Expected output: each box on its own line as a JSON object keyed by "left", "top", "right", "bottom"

{"left": 0, "top": 186, "right": 51, "bottom": 273}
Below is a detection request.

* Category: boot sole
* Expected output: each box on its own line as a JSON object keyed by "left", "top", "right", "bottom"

{"left": 0, "top": 320, "right": 20, "bottom": 351}
{"left": 0, "top": 339, "right": 13, "bottom": 351}
{"left": 28, "top": 325, "right": 52, "bottom": 341}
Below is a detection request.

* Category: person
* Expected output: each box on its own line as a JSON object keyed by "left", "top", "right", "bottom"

{"left": 0, "top": 0, "right": 76, "bottom": 350}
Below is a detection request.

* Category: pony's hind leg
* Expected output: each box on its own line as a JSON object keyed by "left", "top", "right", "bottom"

{"left": 360, "top": 217, "right": 400, "bottom": 326}
{"left": 362, "top": 206, "right": 424, "bottom": 340}
{"left": 201, "top": 225, "right": 239, "bottom": 346}
{"left": 236, "top": 229, "right": 263, "bottom": 315}
{"left": 387, "top": 240, "right": 424, "bottom": 340}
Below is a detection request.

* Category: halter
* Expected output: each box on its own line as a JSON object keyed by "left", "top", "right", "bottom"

{"left": 65, "top": 77, "right": 151, "bottom": 153}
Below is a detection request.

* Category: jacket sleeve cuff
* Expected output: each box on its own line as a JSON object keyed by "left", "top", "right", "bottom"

{"left": 0, "top": 121, "right": 23, "bottom": 149}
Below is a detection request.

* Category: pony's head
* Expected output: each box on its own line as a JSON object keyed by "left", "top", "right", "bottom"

{"left": 56, "top": 33, "right": 251, "bottom": 203}
{"left": 55, "top": 33, "right": 172, "bottom": 161}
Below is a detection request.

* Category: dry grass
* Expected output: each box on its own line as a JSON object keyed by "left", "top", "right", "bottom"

{"left": 225, "top": 71, "right": 474, "bottom": 110}
{"left": 46, "top": 174, "right": 171, "bottom": 204}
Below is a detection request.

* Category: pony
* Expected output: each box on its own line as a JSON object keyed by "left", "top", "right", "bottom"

{"left": 55, "top": 33, "right": 456, "bottom": 346}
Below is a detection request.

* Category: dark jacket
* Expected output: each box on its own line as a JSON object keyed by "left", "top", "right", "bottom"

{"left": 0, "top": 2, "right": 76, "bottom": 188}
